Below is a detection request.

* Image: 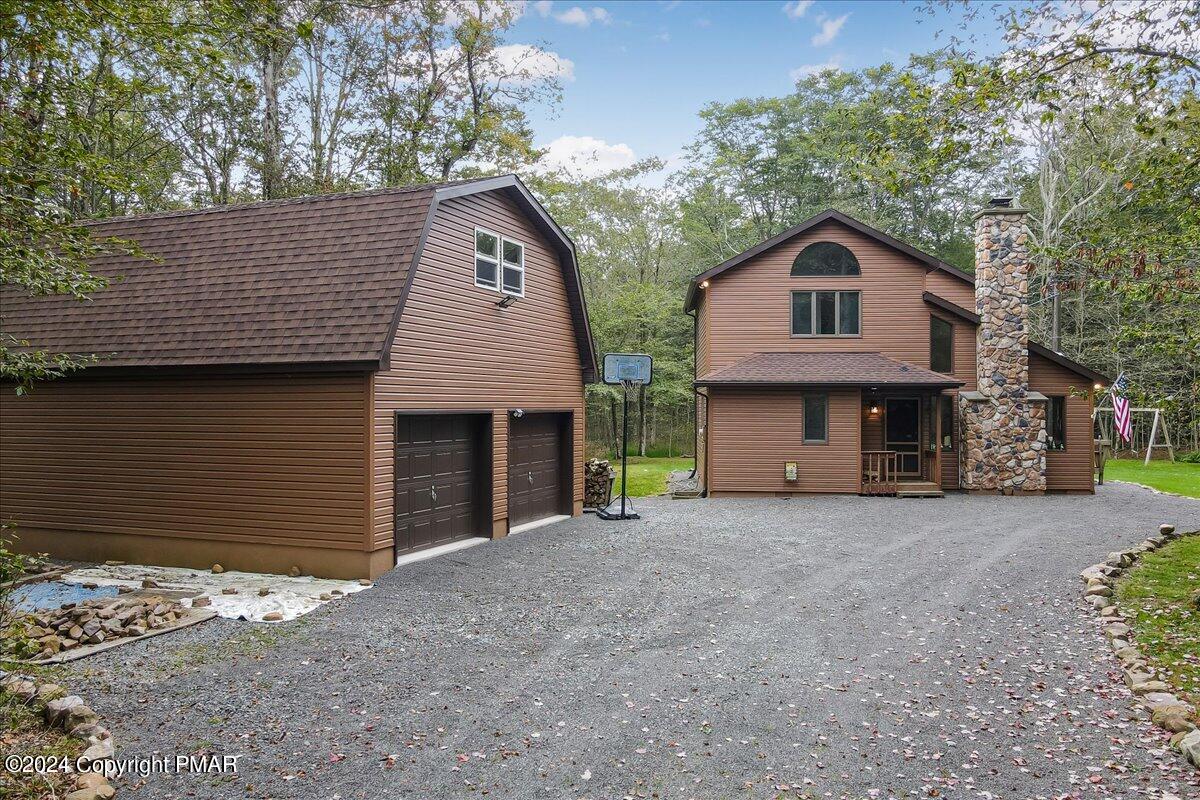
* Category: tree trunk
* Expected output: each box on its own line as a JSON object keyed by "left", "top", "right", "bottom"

{"left": 638, "top": 386, "right": 648, "bottom": 457}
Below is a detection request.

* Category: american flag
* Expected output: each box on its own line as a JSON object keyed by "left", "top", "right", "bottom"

{"left": 1111, "top": 372, "right": 1131, "bottom": 443}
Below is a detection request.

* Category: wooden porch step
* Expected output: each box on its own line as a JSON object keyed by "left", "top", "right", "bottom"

{"left": 895, "top": 481, "right": 944, "bottom": 499}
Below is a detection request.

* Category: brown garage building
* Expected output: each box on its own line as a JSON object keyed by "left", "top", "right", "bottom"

{"left": 0, "top": 175, "right": 595, "bottom": 578}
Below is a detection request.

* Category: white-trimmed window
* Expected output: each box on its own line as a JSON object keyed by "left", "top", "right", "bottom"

{"left": 475, "top": 228, "right": 525, "bottom": 297}
{"left": 501, "top": 238, "right": 524, "bottom": 297}
{"left": 475, "top": 228, "right": 500, "bottom": 289}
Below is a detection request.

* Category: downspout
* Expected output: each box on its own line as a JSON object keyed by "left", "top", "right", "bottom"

{"left": 686, "top": 306, "right": 699, "bottom": 479}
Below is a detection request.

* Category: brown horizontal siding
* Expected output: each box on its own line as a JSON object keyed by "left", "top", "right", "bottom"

{"left": 1030, "top": 352, "right": 1096, "bottom": 492}
{"left": 372, "top": 191, "right": 585, "bottom": 549}
{"left": 925, "top": 269, "right": 976, "bottom": 310}
{"left": 704, "top": 220, "right": 977, "bottom": 391}
{"left": 0, "top": 374, "right": 371, "bottom": 551}
{"left": 709, "top": 388, "right": 860, "bottom": 493}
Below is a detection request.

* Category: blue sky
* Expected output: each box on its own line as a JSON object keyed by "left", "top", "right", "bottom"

{"left": 507, "top": 0, "right": 997, "bottom": 176}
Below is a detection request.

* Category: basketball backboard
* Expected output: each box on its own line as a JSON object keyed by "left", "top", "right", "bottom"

{"left": 602, "top": 353, "right": 653, "bottom": 386}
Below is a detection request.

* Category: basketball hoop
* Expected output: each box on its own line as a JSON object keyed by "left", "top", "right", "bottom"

{"left": 599, "top": 354, "right": 653, "bottom": 521}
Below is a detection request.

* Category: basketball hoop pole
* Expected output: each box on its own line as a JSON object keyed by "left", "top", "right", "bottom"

{"left": 620, "top": 379, "right": 631, "bottom": 518}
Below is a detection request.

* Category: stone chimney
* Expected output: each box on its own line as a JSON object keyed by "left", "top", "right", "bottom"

{"left": 959, "top": 197, "right": 1047, "bottom": 494}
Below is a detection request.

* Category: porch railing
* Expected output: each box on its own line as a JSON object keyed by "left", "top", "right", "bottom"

{"left": 861, "top": 450, "right": 898, "bottom": 496}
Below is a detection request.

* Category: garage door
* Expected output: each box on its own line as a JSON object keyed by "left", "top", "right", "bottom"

{"left": 508, "top": 413, "right": 569, "bottom": 527}
{"left": 394, "top": 414, "right": 487, "bottom": 556}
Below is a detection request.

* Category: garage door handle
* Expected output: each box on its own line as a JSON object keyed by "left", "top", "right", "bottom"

{"left": 528, "top": 471, "right": 533, "bottom": 485}
{"left": 430, "top": 485, "right": 437, "bottom": 503}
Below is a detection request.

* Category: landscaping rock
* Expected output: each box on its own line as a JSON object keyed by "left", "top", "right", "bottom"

{"left": 1177, "top": 730, "right": 1200, "bottom": 766}
{"left": 192, "top": 595, "right": 212, "bottom": 607}
{"left": 1130, "top": 679, "right": 1172, "bottom": 695}
{"left": 262, "top": 611, "right": 283, "bottom": 622}
{"left": 1104, "top": 622, "right": 1130, "bottom": 639}
{"left": 212, "top": 563, "right": 225, "bottom": 573}
{"left": 258, "top": 587, "right": 271, "bottom": 596}
{"left": 64, "top": 704, "right": 98, "bottom": 730}
{"left": 1151, "top": 704, "right": 1197, "bottom": 733}
{"left": 6, "top": 678, "right": 37, "bottom": 701}
{"left": 1085, "top": 584, "right": 1113, "bottom": 597}
{"left": 222, "top": 587, "right": 238, "bottom": 595}
{"left": 141, "top": 578, "right": 158, "bottom": 588}
{"left": 66, "top": 786, "right": 115, "bottom": 800}
{"left": 35, "top": 682, "right": 65, "bottom": 703}
{"left": 75, "top": 772, "right": 110, "bottom": 790}
{"left": 1124, "top": 670, "right": 1155, "bottom": 687}
{"left": 358, "top": 578, "right": 372, "bottom": 586}
{"left": 17, "top": 594, "right": 187, "bottom": 660}
{"left": 1160, "top": 523, "right": 1176, "bottom": 536}
{"left": 45, "top": 695, "right": 84, "bottom": 726}
{"left": 289, "top": 565, "right": 301, "bottom": 577}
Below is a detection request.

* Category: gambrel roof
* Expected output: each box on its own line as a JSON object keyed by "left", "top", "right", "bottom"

{"left": 1, "top": 175, "right": 596, "bottom": 380}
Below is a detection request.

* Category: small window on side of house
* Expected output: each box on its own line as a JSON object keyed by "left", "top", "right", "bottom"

{"left": 1047, "top": 396, "right": 1066, "bottom": 450}
{"left": 939, "top": 394, "right": 954, "bottom": 451}
{"left": 501, "top": 238, "right": 524, "bottom": 296}
{"left": 803, "top": 394, "right": 828, "bottom": 443}
{"left": 475, "top": 228, "right": 499, "bottom": 289}
{"left": 930, "top": 316, "right": 953, "bottom": 374}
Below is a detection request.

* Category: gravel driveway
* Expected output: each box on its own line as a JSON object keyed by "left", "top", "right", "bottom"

{"left": 72, "top": 483, "right": 1200, "bottom": 799}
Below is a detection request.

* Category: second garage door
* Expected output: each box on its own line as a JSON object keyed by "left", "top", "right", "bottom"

{"left": 394, "top": 414, "right": 488, "bottom": 557}
{"left": 508, "top": 412, "right": 570, "bottom": 527}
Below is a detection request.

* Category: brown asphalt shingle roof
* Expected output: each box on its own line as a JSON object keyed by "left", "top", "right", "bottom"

{"left": 2, "top": 185, "right": 443, "bottom": 369}
{"left": 696, "top": 352, "right": 963, "bottom": 388}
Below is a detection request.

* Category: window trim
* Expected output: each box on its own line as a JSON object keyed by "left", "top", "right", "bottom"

{"left": 930, "top": 315, "right": 954, "bottom": 374}
{"left": 474, "top": 227, "right": 500, "bottom": 290}
{"left": 500, "top": 237, "right": 525, "bottom": 298}
{"left": 791, "top": 241, "right": 861, "bottom": 277}
{"left": 802, "top": 393, "right": 829, "bottom": 444}
{"left": 1047, "top": 395, "right": 1067, "bottom": 451}
{"left": 790, "top": 290, "right": 862, "bottom": 338}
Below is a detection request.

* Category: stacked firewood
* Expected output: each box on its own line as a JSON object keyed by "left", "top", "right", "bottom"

{"left": 584, "top": 459, "right": 615, "bottom": 508}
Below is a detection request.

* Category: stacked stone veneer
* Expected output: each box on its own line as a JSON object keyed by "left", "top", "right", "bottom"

{"left": 960, "top": 204, "right": 1047, "bottom": 494}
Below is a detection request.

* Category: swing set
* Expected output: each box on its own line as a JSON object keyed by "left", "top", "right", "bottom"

{"left": 1093, "top": 397, "right": 1176, "bottom": 466}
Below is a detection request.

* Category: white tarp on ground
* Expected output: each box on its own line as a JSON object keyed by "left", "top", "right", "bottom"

{"left": 61, "top": 564, "right": 371, "bottom": 622}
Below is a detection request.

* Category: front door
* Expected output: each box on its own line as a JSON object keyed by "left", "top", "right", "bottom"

{"left": 885, "top": 397, "right": 921, "bottom": 477}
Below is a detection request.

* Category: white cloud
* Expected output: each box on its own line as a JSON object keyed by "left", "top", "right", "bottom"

{"left": 653, "top": 31, "right": 671, "bottom": 43}
{"left": 790, "top": 57, "right": 842, "bottom": 81}
{"left": 495, "top": 44, "right": 576, "bottom": 83}
{"left": 554, "top": 5, "right": 611, "bottom": 26}
{"left": 532, "top": 0, "right": 553, "bottom": 16}
{"left": 783, "top": 0, "right": 814, "bottom": 20}
{"left": 537, "top": 135, "right": 637, "bottom": 177}
{"left": 811, "top": 12, "right": 848, "bottom": 46}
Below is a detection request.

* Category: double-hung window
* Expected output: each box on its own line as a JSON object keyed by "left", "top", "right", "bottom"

{"left": 475, "top": 229, "right": 500, "bottom": 289}
{"left": 475, "top": 229, "right": 525, "bottom": 297}
{"left": 791, "top": 291, "right": 860, "bottom": 336}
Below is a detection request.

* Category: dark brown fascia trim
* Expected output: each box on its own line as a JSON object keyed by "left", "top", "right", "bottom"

{"left": 694, "top": 379, "right": 963, "bottom": 389}
{"left": 12, "top": 359, "right": 380, "bottom": 383}
{"left": 923, "top": 292, "right": 981, "bottom": 324}
{"left": 376, "top": 174, "right": 598, "bottom": 384}
{"left": 920, "top": 292, "right": 1110, "bottom": 384}
{"left": 684, "top": 210, "right": 974, "bottom": 311}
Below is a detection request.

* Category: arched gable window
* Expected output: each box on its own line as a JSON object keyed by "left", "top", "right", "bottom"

{"left": 791, "top": 241, "right": 861, "bottom": 277}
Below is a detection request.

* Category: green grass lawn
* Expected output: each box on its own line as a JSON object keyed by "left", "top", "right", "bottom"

{"left": 610, "top": 456, "right": 693, "bottom": 497}
{"left": 1115, "top": 535, "right": 1200, "bottom": 717}
{"left": 1106, "top": 459, "right": 1200, "bottom": 498}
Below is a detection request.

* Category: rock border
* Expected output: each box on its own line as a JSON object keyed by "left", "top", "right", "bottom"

{"left": 0, "top": 669, "right": 117, "bottom": 799}
{"left": 1080, "top": 523, "right": 1200, "bottom": 770}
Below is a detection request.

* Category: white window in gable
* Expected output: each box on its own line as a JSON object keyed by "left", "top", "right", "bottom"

{"left": 475, "top": 228, "right": 499, "bottom": 289}
{"left": 501, "top": 238, "right": 524, "bottom": 297}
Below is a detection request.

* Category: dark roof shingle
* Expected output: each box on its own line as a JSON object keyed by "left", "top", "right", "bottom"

{"left": 696, "top": 351, "right": 963, "bottom": 388}
{"left": 2, "top": 185, "right": 440, "bottom": 369}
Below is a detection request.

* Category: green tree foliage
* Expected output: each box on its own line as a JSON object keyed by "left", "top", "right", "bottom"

{"left": 531, "top": 163, "right": 694, "bottom": 457}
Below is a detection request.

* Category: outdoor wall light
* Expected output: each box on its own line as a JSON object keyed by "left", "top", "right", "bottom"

{"left": 1094, "top": 382, "right": 1104, "bottom": 390}
{"left": 512, "top": 409, "right": 525, "bottom": 418}
{"left": 699, "top": 280, "right": 710, "bottom": 289}
{"left": 497, "top": 295, "right": 518, "bottom": 309}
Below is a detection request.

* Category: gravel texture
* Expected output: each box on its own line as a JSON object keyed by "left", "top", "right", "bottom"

{"left": 71, "top": 483, "right": 1200, "bottom": 799}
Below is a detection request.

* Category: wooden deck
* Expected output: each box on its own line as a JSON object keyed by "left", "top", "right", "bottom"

{"left": 895, "top": 481, "right": 944, "bottom": 498}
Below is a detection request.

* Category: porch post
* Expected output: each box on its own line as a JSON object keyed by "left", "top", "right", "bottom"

{"left": 933, "top": 392, "right": 943, "bottom": 488}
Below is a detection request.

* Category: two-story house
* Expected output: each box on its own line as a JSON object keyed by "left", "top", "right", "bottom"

{"left": 0, "top": 175, "right": 595, "bottom": 578}
{"left": 685, "top": 200, "right": 1106, "bottom": 497}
